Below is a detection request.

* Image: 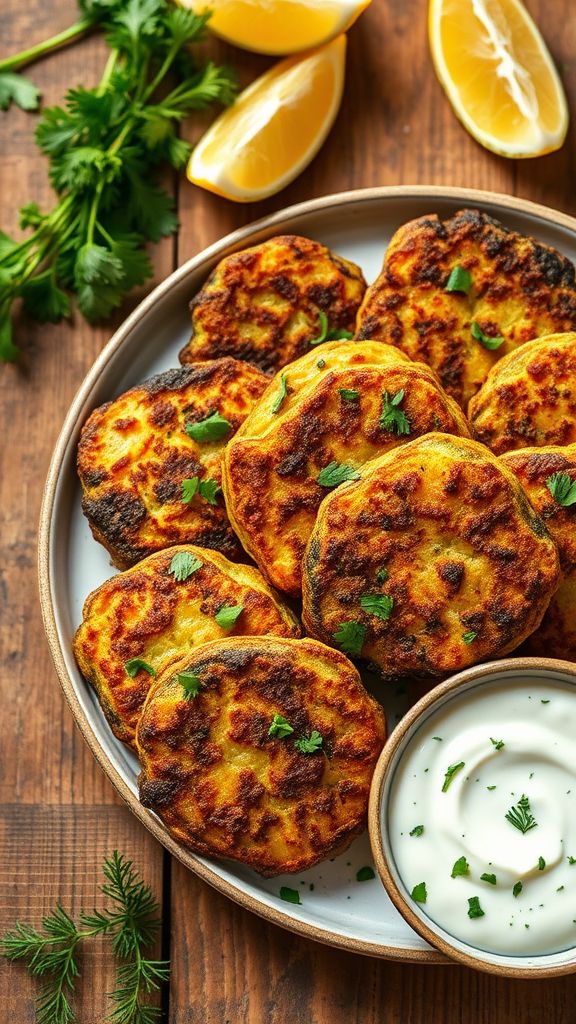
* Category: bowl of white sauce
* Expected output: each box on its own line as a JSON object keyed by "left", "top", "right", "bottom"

{"left": 368, "top": 657, "right": 576, "bottom": 976}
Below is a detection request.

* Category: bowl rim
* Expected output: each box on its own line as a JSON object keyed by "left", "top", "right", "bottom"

{"left": 368, "top": 656, "right": 576, "bottom": 978}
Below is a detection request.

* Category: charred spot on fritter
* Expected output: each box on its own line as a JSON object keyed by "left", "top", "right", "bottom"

{"left": 301, "top": 432, "right": 560, "bottom": 679}
{"left": 179, "top": 235, "right": 366, "bottom": 374}
{"left": 77, "top": 358, "right": 269, "bottom": 569}
{"left": 356, "top": 211, "right": 576, "bottom": 408}
{"left": 136, "top": 637, "right": 385, "bottom": 876}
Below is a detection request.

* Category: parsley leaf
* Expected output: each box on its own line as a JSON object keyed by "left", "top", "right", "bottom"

{"left": 279, "top": 887, "right": 301, "bottom": 904}
{"left": 181, "top": 476, "right": 220, "bottom": 505}
{"left": 505, "top": 795, "right": 538, "bottom": 834}
{"left": 490, "top": 737, "right": 505, "bottom": 750}
{"left": 268, "top": 714, "right": 294, "bottom": 739}
{"left": 546, "top": 472, "right": 576, "bottom": 507}
{"left": 185, "top": 411, "right": 232, "bottom": 443}
{"left": 376, "top": 565, "right": 389, "bottom": 583}
{"left": 356, "top": 866, "right": 375, "bottom": 882}
{"left": 178, "top": 671, "right": 202, "bottom": 699}
{"left": 513, "top": 881, "right": 523, "bottom": 897}
{"left": 380, "top": 389, "right": 411, "bottom": 435}
{"left": 169, "top": 551, "right": 203, "bottom": 582}
{"left": 411, "top": 882, "right": 427, "bottom": 903}
{"left": 442, "top": 761, "right": 465, "bottom": 792}
{"left": 339, "top": 388, "right": 360, "bottom": 402}
{"left": 333, "top": 620, "right": 366, "bottom": 658}
{"left": 481, "top": 873, "right": 497, "bottom": 885}
{"left": 294, "top": 730, "right": 323, "bottom": 754}
{"left": 467, "top": 896, "right": 485, "bottom": 919}
{"left": 317, "top": 461, "right": 360, "bottom": 487}
{"left": 0, "top": 72, "right": 40, "bottom": 112}
{"left": 462, "top": 631, "right": 477, "bottom": 644}
{"left": 538, "top": 856, "right": 546, "bottom": 871}
{"left": 124, "top": 658, "right": 156, "bottom": 678}
{"left": 359, "top": 593, "right": 394, "bottom": 620}
{"left": 445, "top": 265, "right": 472, "bottom": 293}
{"left": 271, "top": 374, "right": 288, "bottom": 414}
{"left": 471, "top": 321, "right": 504, "bottom": 350}
{"left": 309, "top": 310, "right": 353, "bottom": 345}
{"left": 215, "top": 604, "right": 243, "bottom": 632}
{"left": 410, "top": 825, "right": 424, "bottom": 837}
{"left": 451, "top": 856, "right": 469, "bottom": 878}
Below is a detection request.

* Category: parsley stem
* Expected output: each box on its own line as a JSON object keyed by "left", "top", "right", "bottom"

{"left": 0, "top": 18, "right": 94, "bottom": 74}
{"left": 97, "top": 50, "right": 121, "bottom": 96}
{"left": 143, "top": 45, "right": 181, "bottom": 102}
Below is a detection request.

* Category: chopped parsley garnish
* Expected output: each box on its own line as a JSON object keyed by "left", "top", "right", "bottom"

{"left": 462, "top": 631, "right": 477, "bottom": 644}
{"left": 380, "top": 389, "right": 411, "bottom": 435}
{"left": 317, "top": 461, "right": 361, "bottom": 487}
{"left": 445, "top": 265, "right": 472, "bottom": 294}
{"left": 294, "top": 730, "right": 323, "bottom": 754}
{"left": 356, "top": 866, "right": 376, "bottom": 882}
{"left": 271, "top": 374, "right": 288, "bottom": 414}
{"left": 467, "top": 896, "right": 485, "bottom": 919}
{"left": 181, "top": 476, "right": 220, "bottom": 505}
{"left": 538, "top": 857, "right": 546, "bottom": 871}
{"left": 333, "top": 620, "right": 366, "bottom": 657}
{"left": 545, "top": 471, "right": 576, "bottom": 507}
{"left": 215, "top": 604, "right": 243, "bottom": 632}
{"left": 411, "top": 882, "right": 427, "bottom": 903}
{"left": 316, "top": 358, "right": 326, "bottom": 368}
{"left": 375, "top": 565, "right": 389, "bottom": 584}
{"left": 481, "top": 873, "right": 497, "bottom": 886}
{"left": 359, "top": 593, "right": 394, "bottom": 620}
{"left": 512, "top": 881, "right": 523, "bottom": 898}
{"left": 432, "top": 736, "right": 443, "bottom": 742}
{"left": 279, "top": 887, "right": 301, "bottom": 905}
{"left": 177, "top": 672, "right": 202, "bottom": 700}
{"left": 339, "top": 388, "right": 360, "bottom": 402}
{"left": 185, "top": 411, "right": 232, "bottom": 443}
{"left": 309, "top": 310, "right": 354, "bottom": 345}
{"left": 505, "top": 794, "right": 538, "bottom": 834}
{"left": 442, "top": 761, "right": 465, "bottom": 793}
{"left": 487, "top": 785, "right": 497, "bottom": 791}
{"left": 471, "top": 321, "right": 504, "bottom": 350}
{"left": 409, "top": 825, "right": 424, "bottom": 837}
{"left": 169, "top": 551, "right": 203, "bottom": 582}
{"left": 124, "top": 658, "right": 156, "bottom": 678}
{"left": 451, "top": 856, "right": 470, "bottom": 878}
{"left": 490, "top": 737, "right": 505, "bottom": 751}
{"left": 268, "top": 714, "right": 294, "bottom": 739}
{"left": 541, "top": 699, "right": 550, "bottom": 704}
{"left": 569, "top": 856, "right": 576, "bottom": 865}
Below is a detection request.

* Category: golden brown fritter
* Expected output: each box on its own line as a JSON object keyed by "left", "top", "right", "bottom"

{"left": 78, "top": 359, "right": 268, "bottom": 569}
{"left": 501, "top": 446, "right": 576, "bottom": 659}
{"left": 469, "top": 332, "right": 576, "bottom": 454}
{"left": 223, "top": 341, "right": 471, "bottom": 597}
{"left": 74, "top": 545, "right": 301, "bottom": 748}
{"left": 302, "top": 433, "right": 560, "bottom": 679}
{"left": 136, "top": 636, "right": 385, "bottom": 876}
{"left": 179, "top": 234, "right": 366, "bottom": 374}
{"left": 356, "top": 209, "right": 576, "bottom": 408}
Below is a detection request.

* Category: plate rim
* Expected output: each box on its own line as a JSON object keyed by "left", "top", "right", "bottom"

{"left": 38, "top": 184, "right": 576, "bottom": 963}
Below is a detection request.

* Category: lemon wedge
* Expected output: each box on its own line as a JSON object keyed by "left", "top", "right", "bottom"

{"left": 180, "top": 0, "right": 369, "bottom": 55}
{"left": 187, "top": 35, "right": 347, "bottom": 202}
{"left": 429, "top": 0, "right": 569, "bottom": 158}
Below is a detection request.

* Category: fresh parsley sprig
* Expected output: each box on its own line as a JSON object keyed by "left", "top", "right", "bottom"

{"left": 0, "top": 0, "right": 237, "bottom": 361}
{"left": 0, "top": 852, "right": 169, "bottom": 1024}
{"left": 505, "top": 794, "right": 538, "bottom": 834}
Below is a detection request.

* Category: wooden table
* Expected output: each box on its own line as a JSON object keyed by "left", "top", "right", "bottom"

{"left": 2, "top": 0, "right": 576, "bottom": 1019}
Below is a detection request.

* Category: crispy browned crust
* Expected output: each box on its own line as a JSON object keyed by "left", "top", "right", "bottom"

{"left": 179, "top": 235, "right": 367, "bottom": 374}
{"left": 73, "top": 545, "right": 301, "bottom": 748}
{"left": 501, "top": 446, "right": 576, "bottom": 659}
{"left": 468, "top": 332, "right": 576, "bottom": 454}
{"left": 77, "top": 360, "right": 268, "bottom": 568}
{"left": 302, "top": 433, "right": 560, "bottom": 679}
{"left": 356, "top": 209, "right": 576, "bottom": 408}
{"left": 223, "top": 341, "right": 471, "bottom": 597}
{"left": 136, "top": 636, "right": 386, "bottom": 876}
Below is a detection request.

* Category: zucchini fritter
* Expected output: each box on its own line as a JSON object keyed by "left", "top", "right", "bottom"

{"left": 78, "top": 360, "right": 268, "bottom": 568}
{"left": 469, "top": 332, "right": 576, "bottom": 454}
{"left": 302, "top": 433, "right": 560, "bottom": 679}
{"left": 356, "top": 209, "right": 576, "bottom": 408}
{"left": 179, "top": 234, "right": 366, "bottom": 374}
{"left": 501, "top": 446, "right": 576, "bottom": 659}
{"left": 137, "top": 637, "right": 385, "bottom": 876}
{"left": 223, "top": 341, "right": 471, "bottom": 597}
{"left": 74, "top": 545, "right": 301, "bottom": 748}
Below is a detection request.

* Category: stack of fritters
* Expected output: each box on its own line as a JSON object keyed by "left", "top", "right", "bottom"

{"left": 75, "top": 216, "right": 576, "bottom": 875}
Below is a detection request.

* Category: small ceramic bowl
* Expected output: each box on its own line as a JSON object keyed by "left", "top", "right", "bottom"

{"left": 368, "top": 657, "right": 576, "bottom": 977}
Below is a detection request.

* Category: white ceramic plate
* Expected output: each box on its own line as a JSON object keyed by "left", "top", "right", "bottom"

{"left": 39, "top": 186, "right": 576, "bottom": 961}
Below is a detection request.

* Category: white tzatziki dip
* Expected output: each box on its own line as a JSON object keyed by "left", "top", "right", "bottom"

{"left": 388, "top": 678, "right": 576, "bottom": 955}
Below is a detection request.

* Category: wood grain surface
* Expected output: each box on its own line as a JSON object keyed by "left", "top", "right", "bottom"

{"left": 1, "top": 0, "right": 576, "bottom": 1020}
